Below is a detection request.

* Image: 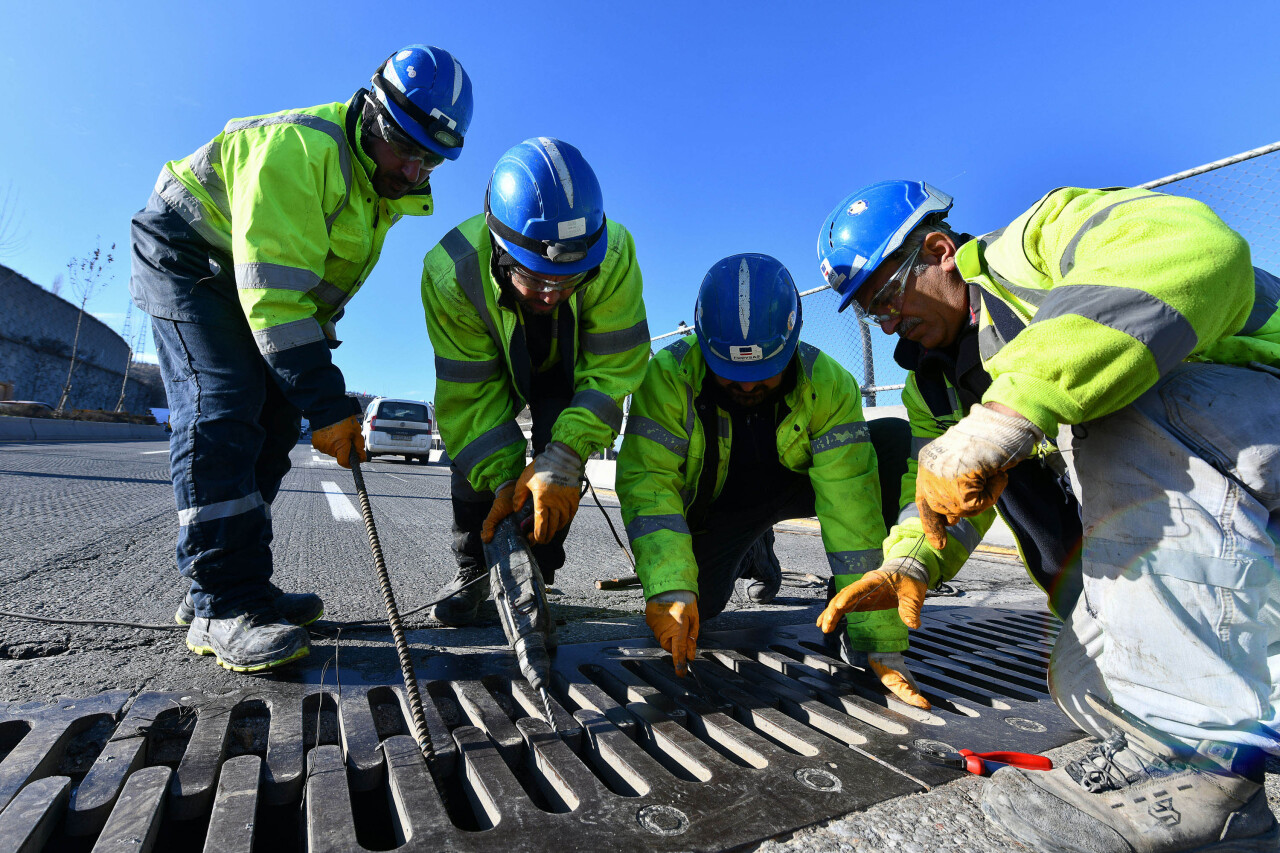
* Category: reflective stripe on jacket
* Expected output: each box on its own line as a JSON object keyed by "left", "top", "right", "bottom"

{"left": 150, "top": 94, "right": 433, "bottom": 428}
{"left": 421, "top": 215, "right": 649, "bottom": 493}
{"left": 888, "top": 186, "right": 1276, "bottom": 601}
{"left": 617, "top": 334, "right": 894, "bottom": 649}
{"left": 963, "top": 186, "right": 1270, "bottom": 435}
{"left": 885, "top": 372, "right": 996, "bottom": 593}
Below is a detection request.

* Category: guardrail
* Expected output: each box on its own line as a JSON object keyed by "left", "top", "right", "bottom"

{"left": 0, "top": 417, "right": 169, "bottom": 442}
{"left": 648, "top": 141, "right": 1280, "bottom": 405}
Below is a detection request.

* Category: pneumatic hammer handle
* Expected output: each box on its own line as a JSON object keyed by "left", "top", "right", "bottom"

{"left": 483, "top": 504, "right": 554, "bottom": 696}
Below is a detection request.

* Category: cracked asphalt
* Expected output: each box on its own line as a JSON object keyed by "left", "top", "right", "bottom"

{"left": 4, "top": 436, "right": 1276, "bottom": 850}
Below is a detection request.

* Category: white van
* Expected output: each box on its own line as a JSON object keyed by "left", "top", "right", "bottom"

{"left": 362, "top": 397, "right": 435, "bottom": 464}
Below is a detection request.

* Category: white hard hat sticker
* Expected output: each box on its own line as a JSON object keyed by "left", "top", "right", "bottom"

{"left": 848, "top": 200, "right": 868, "bottom": 215}
{"left": 820, "top": 258, "right": 846, "bottom": 288}
{"left": 558, "top": 217, "right": 587, "bottom": 239}
{"left": 730, "top": 344, "right": 763, "bottom": 362}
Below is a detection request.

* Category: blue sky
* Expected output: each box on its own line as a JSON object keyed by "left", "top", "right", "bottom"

{"left": 2, "top": 1, "right": 1278, "bottom": 407}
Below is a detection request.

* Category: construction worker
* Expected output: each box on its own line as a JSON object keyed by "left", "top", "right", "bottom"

{"left": 422, "top": 137, "right": 649, "bottom": 626}
{"left": 129, "top": 46, "right": 474, "bottom": 673}
{"left": 617, "top": 253, "right": 923, "bottom": 706}
{"left": 816, "top": 180, "right": 1280, "bottom": 852}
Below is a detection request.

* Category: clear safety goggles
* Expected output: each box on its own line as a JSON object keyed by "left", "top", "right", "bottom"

{"left": 855, "top": 243, "right": 920, "bottom": 327}
{"left": 509, "top": 265, "right": 590, "bottom": 294}
{"left": 368, "top": 106, "right": 447, "bottom": 171}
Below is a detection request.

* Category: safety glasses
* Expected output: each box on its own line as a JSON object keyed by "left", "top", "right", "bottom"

{"left": 856, "top": 243, "right": 921, "bottom": 327}
{"left": 368, "top": 106, "right": 447, "bottom": 171}
{"left": 509, "top": 266, "right": 590, "bottom": 294}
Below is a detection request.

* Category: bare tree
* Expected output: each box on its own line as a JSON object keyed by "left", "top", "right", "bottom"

{"left": 56, "top": 239, "right": 116, "bottom": 414}
{"left": 0, "top": 182, "right": 26, "bottom": 260}
{"left": 115, "top": 304, "right": 150, "bottom": 412}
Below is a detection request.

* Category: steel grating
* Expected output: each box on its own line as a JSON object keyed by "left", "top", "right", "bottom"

{"left": 0, "top": 606, "right": 1079, "bottom": 852}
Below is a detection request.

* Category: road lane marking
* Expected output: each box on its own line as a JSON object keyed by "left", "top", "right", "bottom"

{"left": 380, "top": 472, "right": 410, "bottom": 484}
{"left": 321, "top": 481, "right": 361, "bottom": 521}
{"left": 140, "top": 450, "right": 169, "bottom": 455}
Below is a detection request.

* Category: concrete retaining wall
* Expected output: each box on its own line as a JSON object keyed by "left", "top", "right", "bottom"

{"left": 0, "top": 264, "right": 166, "bottom": 412}
{"left": 0, "top": 417, "right": 169, "bottom": 442}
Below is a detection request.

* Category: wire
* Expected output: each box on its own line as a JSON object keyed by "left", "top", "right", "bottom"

{"left": 585, "top": 475, "right": 635, "bottom": 569}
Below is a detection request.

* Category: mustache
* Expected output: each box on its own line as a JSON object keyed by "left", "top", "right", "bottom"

{"left": 897, "top": 317, "right": 924, "bottom": 337}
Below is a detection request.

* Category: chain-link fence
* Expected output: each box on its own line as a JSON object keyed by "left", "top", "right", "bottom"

{"left": 650, "top": 141, "right": 1280, "bottom": 406}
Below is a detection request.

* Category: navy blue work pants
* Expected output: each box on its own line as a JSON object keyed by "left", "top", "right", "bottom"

{"left": 696, "top": 415, "right": 911, "bottom": 618}
{"left": 131, "top": 193, "right": 299, "bottom": 617}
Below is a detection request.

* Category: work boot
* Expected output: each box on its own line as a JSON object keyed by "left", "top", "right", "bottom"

{"left": 738, "top": 530, "right": 782, "bottom": 604}
{"left": 185, "top": 604, "right": 310, "bottom": 673}
{"left": 429, "top": 564, "right": 490, "bottom": 627}
{"left": 981, "top": 696, "right": 1278, "bottom": 852}
{"left": 175, "top": 582, "right": 324, "bottom": 627}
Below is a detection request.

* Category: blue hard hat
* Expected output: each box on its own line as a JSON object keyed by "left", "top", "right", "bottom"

{"left": 816, "top": 180, "right": 953, "bottom": 312}
{"left": 370, "top": 45, "right": 473, "bottom": 161}
{"left": 695, "top": 253, "right": 802, "bottom": 382}
{"left": 485, "top": 137, "right": 608, "bottom": 276}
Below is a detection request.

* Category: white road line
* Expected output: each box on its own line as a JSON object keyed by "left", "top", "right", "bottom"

{"left": 380, "top": 472, "right": 410, "bottom": 484}
{"left": 140, "top": 450, "right": 169, "bottom": 455}
{"left": 321, "top": 481, "right": 361, "bottom": 521}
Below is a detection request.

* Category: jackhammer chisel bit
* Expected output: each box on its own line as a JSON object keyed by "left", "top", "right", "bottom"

{"left": 483, "top": 505, "right": 557, "bottom": 726}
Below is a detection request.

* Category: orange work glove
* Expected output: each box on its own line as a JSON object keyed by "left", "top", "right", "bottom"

{"left": 311, "top": 414, "right": 366, "bottom": 469}
{"left": 645, "top": 592, "right": 699, "bottom": 676}
{"left": 480, "top": 480, "right": 517, "bottom": 544}
{"left": 916, "top": 404, "right": 1041, "bottom": 549}
{"left": 513, "top": 441, "right": 584, "bottom": 545}
{"left": 868, "top": 652, "right": 931, "bottom": 710}
{"left": 817, "top": 557, "right": 930, "bottom": 632}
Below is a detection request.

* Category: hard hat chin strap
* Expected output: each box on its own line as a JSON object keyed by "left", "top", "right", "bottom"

{"left": 371, "top": 54, "right": 464, "bottom": 150}
{"left": 484, "top": 186, "right": 606, "bottom": 265}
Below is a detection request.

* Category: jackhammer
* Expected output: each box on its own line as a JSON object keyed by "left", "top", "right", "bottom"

{"left": 483, "top": 504, "right": 557, "bottom": 724}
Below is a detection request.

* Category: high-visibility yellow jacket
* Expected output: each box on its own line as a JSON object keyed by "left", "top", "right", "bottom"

{"left": 887, "top": 186, "right": 1278, "bottom": 605}
{"left": 149, "top": 93, "right": 434, "bottom": 428}
{"left": 617, "top": 335, "right": 898, "bottom": 651}
{"left": 421, "top": 215, "right": 649, "bottom": 493}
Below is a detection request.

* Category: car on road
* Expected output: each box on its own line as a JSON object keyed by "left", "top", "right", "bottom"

{"left": 0, "top": 400, "right": 56, "bottom": 418}
{"left": 362, "top": 397, "right": 435, "bottom": 464}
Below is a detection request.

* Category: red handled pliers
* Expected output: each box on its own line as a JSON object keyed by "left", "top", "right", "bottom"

{"left": 921, "top": 747, "right": 1053, "bottom": 776}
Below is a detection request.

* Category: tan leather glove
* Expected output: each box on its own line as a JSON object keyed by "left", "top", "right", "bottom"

{"left": 868, "top": 652, "right": 931, "bottom": 710}
{"left": 513, "top": 441, "right": 584, "bottom": 544}
{"left": 480, "top": 480, "right": 517, "bottom": 544}
{"left": 817, "top": 557, "right": 930, "bottom": 632}
{"left": 311, "top": 414, "right": 366, "bottom": 469}
{"left": 917, "top": 404, "right": 1041, "bottom": 549}
{"left": 645, "top": 591, "right": 699, "bottom": 676}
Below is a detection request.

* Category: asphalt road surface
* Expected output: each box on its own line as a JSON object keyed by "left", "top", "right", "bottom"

{"left": 0, "top": 437, "right": 1044, "bottom": 703}
{"left": 12, "top": 438, "right": 1274, "bottom": 851}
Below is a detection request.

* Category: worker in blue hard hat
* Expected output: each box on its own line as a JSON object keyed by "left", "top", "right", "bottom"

{"left": 815, "top": 179, "right": 1280, "bottom": 852}
{"left": 129, "top": 45, "right": 474, "bottom": 674}
{"left": 421, "top": 137, "right": 650, "bottom": 627}
{"left": 616, "top": 253, "right": 922, "bottom": 707}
